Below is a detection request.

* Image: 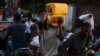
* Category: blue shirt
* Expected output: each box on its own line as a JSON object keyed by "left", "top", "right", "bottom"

{"left": 7, "top": 23, "right": 27, "bottom": 49}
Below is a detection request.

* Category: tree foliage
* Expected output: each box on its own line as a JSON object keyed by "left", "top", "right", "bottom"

{"left": 19, "top": 0, "right": 34, "bottom": 10}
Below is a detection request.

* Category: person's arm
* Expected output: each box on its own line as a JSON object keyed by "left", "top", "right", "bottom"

{"left": 35, "top": 23, "right": 40, "bottom": 36}
{"left": 85, "top": 32, "right": 92, "bottom": 47}
{"left": 63, "top": 34, "right": 74, "bottom": 49}
{"left": 30, "top": 23, "right": 40, "bottom": 36}
{"left": 57, "top": 26, "right": 64, "bottom": 41}
{"left": 57, "top": 18, "right": 64, "bottom": 41}
{"left": 2, "top": 27, "right": 11, "bottom": 47}
{"left": 4, "top": 27, "right": 11, "bottom": 40}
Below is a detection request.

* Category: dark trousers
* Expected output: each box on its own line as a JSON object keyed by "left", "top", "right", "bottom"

{"left": 25, "top": 33, "right": 31, "bottom": 45}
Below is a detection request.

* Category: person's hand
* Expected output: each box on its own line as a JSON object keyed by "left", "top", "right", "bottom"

{"left": 57, "top": 18, "right": 63, "bottom": 27}
{"left": 42, "top": 13, "right": 48, "bottom": 22}
{"left": 88, "top": 49, "right": 95, "bottom": 54}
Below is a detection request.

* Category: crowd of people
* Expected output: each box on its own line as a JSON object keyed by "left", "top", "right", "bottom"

{"left": 0, "top": 11, "right": 100, "bottom": 56}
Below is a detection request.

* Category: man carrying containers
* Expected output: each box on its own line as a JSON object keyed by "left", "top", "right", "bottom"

{"left": 37, "top": 3, "right": 68, "bottom": 56}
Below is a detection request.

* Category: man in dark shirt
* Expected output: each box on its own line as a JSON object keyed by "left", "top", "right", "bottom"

{"left": 5, "top": 13, "right": 27, "bottom": 56}
{"left": 63, "top": 22, "right": 92, "bottom": 56}
{"left": 7, "top": 23, "right": 27, "bottom": 48}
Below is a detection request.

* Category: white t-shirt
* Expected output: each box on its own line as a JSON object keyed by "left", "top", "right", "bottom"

{"left": 37, "top": 28, "right": 61, "bottom": 56}
{"left": 25, "top": 21, "right": 33, "bottom": 33}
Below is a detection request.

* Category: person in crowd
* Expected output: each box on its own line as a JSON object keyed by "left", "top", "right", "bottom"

{"left": 79, "top": 13, "right": 94, "bottom": 42}
{"left": 29, "top": 18, "right": 40, "bottom": 56}
{"left": 30, "top": 18, "right": 40, "bottom": 41}
{"left": 21, "top": 13, "right": 33, "bottom": 45}
{"left": 37, "top": 11, "right": 64, "bottom": 56}
{"left": 63, "top": 22, "right": 92, "bottom": 56}
{"left": 5, "top": 13, "right": 28, "bottom": 56}
{"left": 88, "top": 24, "right": 100, "bottom": 56}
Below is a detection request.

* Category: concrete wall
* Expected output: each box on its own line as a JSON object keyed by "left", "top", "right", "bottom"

{"left": 64, "top": 4, "right": 76, "bottom": 32}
